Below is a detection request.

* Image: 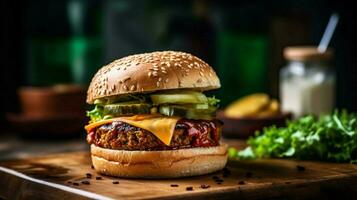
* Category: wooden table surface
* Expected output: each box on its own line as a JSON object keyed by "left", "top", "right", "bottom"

{"left": 1, "top": 139, "right": 357, "bottom": 200}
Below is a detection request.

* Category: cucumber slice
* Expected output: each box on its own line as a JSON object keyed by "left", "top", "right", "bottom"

{"left": 95, "top": 95, "right": 147, "bottom": 105}
{"left": 194, "top": 103, "right": 209, "bottom": 109}
{"left": 103, "top": 102, "right": 151, "bottom": 116}
{"left": 150, "top": 91, "right": 208, "bottom": 105}
{"left": 159, "top": 105, "right": 216, "bottom": 120}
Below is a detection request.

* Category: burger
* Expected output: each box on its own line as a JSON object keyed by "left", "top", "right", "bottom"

{"left": 85, "top": 51, "right": 227, "bottom": 178}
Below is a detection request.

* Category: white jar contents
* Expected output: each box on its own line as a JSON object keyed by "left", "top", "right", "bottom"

{"left": 280, "top": 47, "right": 335, "bottom": 118}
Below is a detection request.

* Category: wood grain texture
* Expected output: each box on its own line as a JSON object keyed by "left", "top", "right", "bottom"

{"left": 1, "top": 151, "right": 357, "bottom": 200}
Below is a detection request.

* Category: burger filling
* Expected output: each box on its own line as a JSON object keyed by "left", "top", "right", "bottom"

{"left": 86, "top": 90, "right": 221, "bottom": 150}
{"left": 87, "top": 119, "right": 222, "bottom": 150}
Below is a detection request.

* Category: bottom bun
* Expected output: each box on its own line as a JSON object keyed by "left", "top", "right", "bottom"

{"left": 91, "top": 144, "right": 228, "bottom": 178}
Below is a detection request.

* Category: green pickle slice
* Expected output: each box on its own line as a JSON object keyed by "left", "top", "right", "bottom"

{"left": 159, "top": 104, "right": 216, "bottom": 120}
{"left": 103, "top": 102, "right": 151, "bottom": 116}
{"left": 150, "top": 91, "right": 208, "bottom": 105}
{"left": 93, "top": 91, "right": 218, "bottom": 120}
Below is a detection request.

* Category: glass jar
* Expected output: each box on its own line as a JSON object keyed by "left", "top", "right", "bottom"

{"left": 280, "top": 46, "right": 335, "bottom": 118}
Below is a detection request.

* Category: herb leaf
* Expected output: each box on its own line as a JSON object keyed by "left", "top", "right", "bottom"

{"left": 86, "top": 105, "right": 104, "bottom": 123}
{"left": 208, "top": 96, "right": 220, "bottom": 107}
{"left": 236, "top": 110, "right": 357, "bottom": 163}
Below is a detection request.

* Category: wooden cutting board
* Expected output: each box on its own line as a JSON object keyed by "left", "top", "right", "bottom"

{"left": 1, "top": 151, "right": 357, "bottom": 200}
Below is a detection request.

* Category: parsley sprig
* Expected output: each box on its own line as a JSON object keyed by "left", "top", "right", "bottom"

{"left": 234, "top": 110, "right": 357, "bottom": 163}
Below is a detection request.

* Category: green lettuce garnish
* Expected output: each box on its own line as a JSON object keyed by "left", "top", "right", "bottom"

{"left": 208, "top": 96, "right": 220, "bottom": 107}
{"left": 233, "top": 110, "right": 357, "bottom": 163}
{"left": 86, "top": 105, "right": 104, "bottom": 123}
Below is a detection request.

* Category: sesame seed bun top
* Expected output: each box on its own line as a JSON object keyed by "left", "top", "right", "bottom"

{"left": 86, "top": 51, "right": 221, "bottom": 104}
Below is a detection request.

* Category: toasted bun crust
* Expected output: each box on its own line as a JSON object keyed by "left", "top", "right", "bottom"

{"left": 91, "top": 144, "right": 228, "bottom": 178}
{"left": 87, "top": 51, "right": 220, "bottom": 103}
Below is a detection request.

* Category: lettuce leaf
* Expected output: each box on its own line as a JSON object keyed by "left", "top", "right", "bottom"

{"left": 235, "top": 110, "right": 357, "bottom": 163}
{"left": 86, "top": 105, "right": 104, "bottom": 123}
{"left": 207, "top": 96, "right": 220, "bottom": 107}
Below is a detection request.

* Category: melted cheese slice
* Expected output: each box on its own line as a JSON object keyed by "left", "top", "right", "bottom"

{"left": 85, "top": 115, "right": 180, "bottom": 145}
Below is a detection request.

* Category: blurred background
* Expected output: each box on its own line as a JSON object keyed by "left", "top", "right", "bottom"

{"left": 0, "top": 0, "right": 356, "bottom": 149}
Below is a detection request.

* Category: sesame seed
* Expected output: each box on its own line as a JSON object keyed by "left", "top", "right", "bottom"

{"left": 238, "top": 181, "right": 245, "bottom": 185}
{"left": 158, "top": 77, "right": 162, "bottom": 81}
{"left": 123, "top": 85, "right": 128, "bottom": 90}
{"left": 200, "top": 184, "right": 210, "bottom": 189}
{"left": 130, "top": 85, "right": 136, "bottom": 91}
{"left": 165, "top": 78, "right": 169, "bottom": 83}
{"left": 148, "top": 72, "right": 152, "bottom": 77}
{"left": 215, "top": 179, "right": 224, "bottom": 183}
{"left": 162, "top": 70, "right": 167, "bottom": 74}
{"left": 81, "top": 180, "right": 90, "bottom": 185}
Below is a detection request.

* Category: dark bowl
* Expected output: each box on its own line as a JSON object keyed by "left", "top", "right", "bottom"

{"left": 218, "top": 111, "right": 292, "bottom": 139}
{"left": 6, "top": 113, "right": 87, "bottom": 139}
{"left": 18, "top": 85, "right": 86, "bottom": 118}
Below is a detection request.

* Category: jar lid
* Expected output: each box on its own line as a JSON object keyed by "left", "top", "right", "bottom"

{"left": 284, "top": 46, "right": 334, "bottom": 62}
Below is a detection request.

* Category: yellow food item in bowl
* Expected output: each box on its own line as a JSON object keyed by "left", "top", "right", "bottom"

{"left": 255, "top": 99, "right": 280, "bottom": 117}
{"left": 225, "top": 94, "right": 280, "bottom": 118}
